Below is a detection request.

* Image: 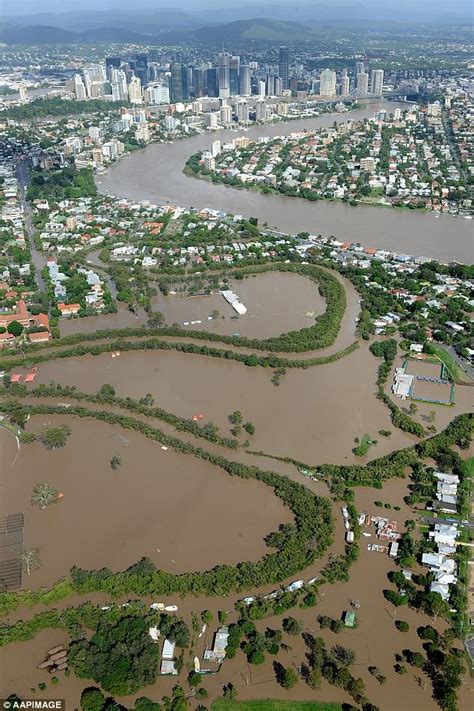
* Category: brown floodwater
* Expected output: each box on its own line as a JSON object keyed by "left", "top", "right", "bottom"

{"left": 58, "top": 307, "right": 148, "bottom": 336}
{"left": 151, "top": 271, "right": 326, "bottom": 338}
{"left": 34, "top": 342, "right": 416, "bottom": 464}
{"left": 2, "top": 474, "right": 471, "bottom": 711}
{"left": 0, "top": 416, "right": 292, "bottom": 590}
{"left": 98, "top": 102, "right": 473, "bottom": 263}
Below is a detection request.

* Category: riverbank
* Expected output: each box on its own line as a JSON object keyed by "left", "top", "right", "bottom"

{"left": 97, "top": 101, "right": 473, "bottom": 263}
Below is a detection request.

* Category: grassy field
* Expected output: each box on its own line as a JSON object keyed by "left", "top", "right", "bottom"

{"left": 462, "top": 456, "right": 474, "bottom": 477}
{"left": 429, "top": 345, "right": 472, "bottom": 385}
{"left": 211, "top": 701, "right": 342, "bottom": 711}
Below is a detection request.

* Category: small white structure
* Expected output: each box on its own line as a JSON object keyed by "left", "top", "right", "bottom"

{"left": 389, "top": 541, "right": 399, "bottom": 558}
{"left": 221, "top": 289, "right": 247, "bottom": 315}
{"left": 392, "top": 369, "right": 414, "bottom": 399}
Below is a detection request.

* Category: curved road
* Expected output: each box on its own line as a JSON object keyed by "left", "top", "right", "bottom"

{"left": 98, "top": 102, "right": 473, "bottom": 263}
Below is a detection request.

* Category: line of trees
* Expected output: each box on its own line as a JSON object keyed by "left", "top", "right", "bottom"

{"left": 0, "top": 334, "right": 359, "bottom": 374}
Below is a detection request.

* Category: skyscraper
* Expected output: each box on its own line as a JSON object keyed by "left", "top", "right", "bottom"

{"left": 319, "top": 69, "right": 336, "bottom": 97}
{"left": 105, "top": 57, "right": 121, "bottom": 80}
{"left": 236, "top": 100, "right": 249, "bottom": 123}
{"left": 266, "top": 74, "right": 275, "bottom": 96}
{"left": 134, "top": 54, "right": 149, "bottom": 87}
{"left": 128, "top": 76, "right": 142, "bottom": 104}
{"left": 70, "top": 74, "right": 86, "bottom": 101}
{"left": 356, "top": 71, "right": 369, "bottom": 97}
{"left": 169, "top": 63, "right": 189, "bottom": 102}
{"left": 229, "top": 56, "right": 240, "bottom": 96}
{"left": 218, "top": 53, "right": 230, "bottom": 98}
{"left": 370, "top": 69, "right": 384, "bottom": 96}
{"left": 239, "top": 64, "right": 251, "bottom": 96}
{"left": 278, "top": 46, "right": 289, "bottom": 90}
{"left": 340, "top": 68, "right": 350, "bottom": 96}
{"left": 355, "top": 61, "right": 365, "bottom": 78}
{"left": 193, "top": 65, "right": 206, "bottom": 97}
{"left": 206, "top": 67, "right": 218, "bottom": 97}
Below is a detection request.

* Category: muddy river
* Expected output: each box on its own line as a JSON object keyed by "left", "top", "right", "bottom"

{"left": 98, "top": 102, "right": 474, "bottom": 263}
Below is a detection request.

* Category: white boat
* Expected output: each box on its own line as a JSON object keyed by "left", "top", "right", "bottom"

{"left": 165, "top": 604, "right": 178, "bottom": 612}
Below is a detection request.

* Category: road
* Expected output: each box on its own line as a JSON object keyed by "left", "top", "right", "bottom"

{"left": 16, "top": 160, "right": 47, "bottom": 293}
{"left": 441, "top": 344, "right": 474, "bottom": 382}
{"left": 420, "top": 515, "right": 474, "bottom": 530}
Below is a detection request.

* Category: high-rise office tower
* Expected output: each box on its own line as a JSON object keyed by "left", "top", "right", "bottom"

{"left": 105, "top": 57, "right": 122, "bottom": 80}
{"left": 356, "top": 71, "right": 369, "bottom": 97}
{"left": 169, "top": 63, "right": 189, "bottom": 102}
{"left": 370, "top": 69, "right": 384, "bottom": 96}
{"left": 319, "top": 68, "right": 336, "bottom": 97}
{"left": 229, "top": 56, "right": 240, "bottom": 96}
{"left": 266, "top": 74, "right": 276, "bottom": 96}
{"left": 279, "top": 46, "right": 289, "bottom": 89}
{"left": 128, "top": 76, "right": 142, "bottom": 104}
{"left": 274, "top": 77, "right": 283, "bottom": 97}
{"left": 193, "top": 65, "right": 206, "bottom": 97}
{"left": 218, "top": 53, "right": 230, "bottom": 98}
{"left": 340, "top": 68, "right": 350, "bottom": 96}
{"left": 18, "top": 84, "right": 28, "bottom": 102}
{"left": 110, "top": 68, "right": 128, "bottom": 101}
{"left": 206, "top": 67, "right": 218, "bottom": 97}
{"left": 256, "top": 100, "right": 267, "bottom": 121}
{"left": 239, "top": 64, "right": 251, "bottom": 96}
{"left": 355, "top": 61, "right": 364, "bottom": 78}
{"left": 134, "top": 54, "right": 149, "bottom": 87}
{"left": 72, "top": 74, "right": 87, "bottom": 101}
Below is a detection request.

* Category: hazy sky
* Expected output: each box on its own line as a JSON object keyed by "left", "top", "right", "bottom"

{"left": 2, "top": 0, "right": 472, "bottom": 19}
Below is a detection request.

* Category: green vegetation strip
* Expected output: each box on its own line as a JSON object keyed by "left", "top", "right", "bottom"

{"left": 249, "top": 413, "right": 473, "bottom": 501}
{"left": 0, "top": 336, "right": 359, "bottom": 372}
{"left": 426, "top": 343, "right": 473, "bottom": 385}
{"left": 0, "top": 400, "right": 334, "bottom": 619}
{"left": 211, "top": 702, "right": 342, "bottom": 711}
{"left": 1, "top": 382, "right": 238, "bottom": 450}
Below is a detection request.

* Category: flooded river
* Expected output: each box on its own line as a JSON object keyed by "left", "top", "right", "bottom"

{"left": 98, "top": 102, "right": 473, "bottom": 263}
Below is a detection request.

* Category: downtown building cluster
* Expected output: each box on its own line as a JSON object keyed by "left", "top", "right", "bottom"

{"left": 63, "top": 48, "right": 384, "bottom": 107}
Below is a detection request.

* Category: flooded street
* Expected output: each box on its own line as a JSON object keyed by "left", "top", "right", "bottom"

{"left": 98, "top": 102, "right": 473, "bottom": 262}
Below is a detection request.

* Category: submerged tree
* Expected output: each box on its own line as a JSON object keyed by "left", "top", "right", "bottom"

{"left": 110, "top": 455, "right": 122, "bottom": 470}
{"left": 37, "top": 424, "right": 71, "bottom": 450}
{"left": 31, "top": 482, "right": 59, "bottom": 509}
{"left": 21, "top": 548, "right": 42, "bottom": 576}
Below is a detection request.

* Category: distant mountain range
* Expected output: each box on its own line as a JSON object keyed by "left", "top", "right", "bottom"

{"left": 0, "top": 2, "right": 472, "bottom": 45}
{"left": 0, "top": 18, "right": 323, "bottom": 44}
